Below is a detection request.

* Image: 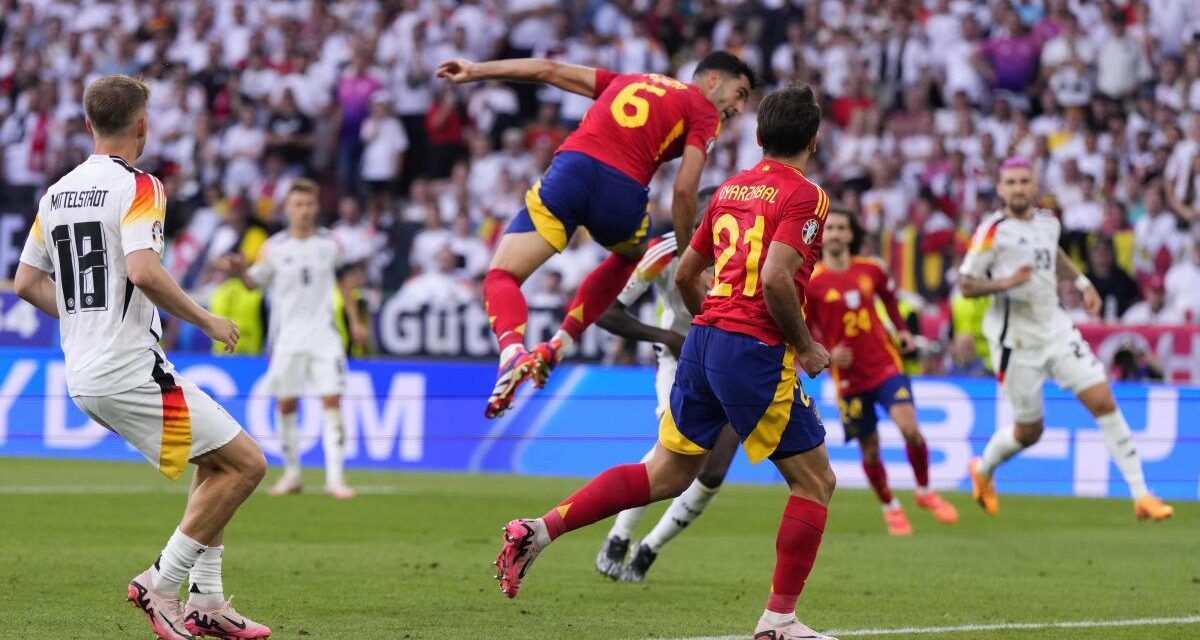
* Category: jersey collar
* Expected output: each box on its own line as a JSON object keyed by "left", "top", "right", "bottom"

{"left": 757, "top": 158, "right": 805, "bottom": 178}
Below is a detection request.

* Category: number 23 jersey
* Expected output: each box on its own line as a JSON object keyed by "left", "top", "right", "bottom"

{"left": 247, "top": 230, "right": 344, "bottom": 358}
{"left": 20, "top": 154, "right": 169, "bottom": 396}
{"left": 690, "top": 159, "right": 830, "bottom": 345}
{"left": 959, "top": 209, "right": 1072, "bottom": 349}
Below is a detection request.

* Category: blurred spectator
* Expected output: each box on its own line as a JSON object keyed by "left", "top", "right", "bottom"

{"left": 410, "top": 205, "right": 451, "bottom": 276}
{"left": 360, "top": 93, "right": 408, "bottom": 215}
{"left": 946, "top": 334, "right": 988, "bottom": 378}
{"left": 447, "top": 213, "right": 489, "bottom": 279}
{"left": 1087, "top": 237, "right": 1141, "bottom": 321}
{"left": 220, "top": 106, "right": 265, "bottom": 198}
{"left": 266, "top": 90, "right": 316, "bottom": 175}
{"left": 425, "top": 85, "right": 467, "bottom": 179}
{"left": 1163, "top": 234, "right": 1200, "bottom": 320}
{"left": 1096, "top": 11, "right": 1152, "bottom": 100}
{"left": 1122, "top": 276, "right": 1185, "bottom": 325}
{"left": 1110, "top": 345, "right": 1164, "bottom": 382}
{"left": 1133, "top": 188, "right": 1190, "bottom": 279}
{"left": 335, "top": 51, "right": 385, "bottom": 194}
{"left": 393, "top": 247, "right": 474, "bottom": 310}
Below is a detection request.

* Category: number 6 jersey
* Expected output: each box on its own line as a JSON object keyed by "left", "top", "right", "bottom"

{"left": 246, "top": 230, "right": 344, "bottom": 359}
{"left": 689, "top": 159, "right": 829, "bottom": 345}
{"left": 958, "top": 209, "right": 1073, "bottom": 350}
{"left": 20, "top": 154, "right": 169, "bottom": 396}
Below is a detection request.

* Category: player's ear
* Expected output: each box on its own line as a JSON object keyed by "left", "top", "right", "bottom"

{"left": 755, "top": 129, "right": 762, "bottom": 149}
{"left": 84, "top": 119, "right": 93, "bottom": 135}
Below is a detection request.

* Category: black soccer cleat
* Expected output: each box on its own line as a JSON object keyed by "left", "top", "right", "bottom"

{"left": 595, "top": 535, "right": 629, "bottom": 579}
{"left": 619, "top": 541, "right": 657, "bottom": 583}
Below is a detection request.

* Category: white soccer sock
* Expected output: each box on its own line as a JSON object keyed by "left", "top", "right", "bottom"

{"left": 500, "top": 344, "right": 522, "bottom": 364}
{"left": 188, "top": 545, "right": 225, "bottom": 609}
{"left": 642, "top": 479, "right": 721, "bottom": 552}
{"left": 278, "top": 410, "right": 300, "bottom": 479}
{"left": 552, "top": 329, "right": 574, "bottom": 351}
{"left": 761, "top": 610, "right": 798, "bottom": 626}
{"left": 607, "top": 448, "right": 656, "bottom": 540}
{"left": 150, "top": 528, "right": 207, "bottom": 594}
{"left": 1095, "top": 410, "right": 1149, "bottom": 500}
{"left": 323, "top": 408, "right": 346, "bottom": 488}
{"left": 978, "top": 427, "right": 1024, "bottom": 480}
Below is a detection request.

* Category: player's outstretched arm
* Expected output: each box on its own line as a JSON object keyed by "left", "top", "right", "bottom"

{"left": 670, "top": 147, "right": 705, "bottom": 252}
{"left": 762, "top": 241, "right": 829, "bottom": 378}
{"left": 1056, "top": 247, "right": 1101, "bottom": 315}
{"left": 596, "top": 301, "right": 686, "bottom": 358}
{"left": 127, "top": 249, "right": 240, "bottom": 352}
{"left": 14, "top": 262, "right": 60, "bottom": 319}
{"left": 959, "top": 267, "right": 1033, "bottom": 298}
{"left": 436, "top": 58, "right": 598, "bottom": 97}
{"left": 674, "top": 246, "right": 713, "bottom": 318}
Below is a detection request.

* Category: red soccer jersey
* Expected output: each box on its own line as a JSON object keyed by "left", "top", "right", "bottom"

{"left": 690, "top": 159, "right": 830, "bottom": 345}
{"left": 556, "top": 69, "right": 721, "bottom": 185}
{"left": 804, "top": 257, "right": 906, "bottom": 396}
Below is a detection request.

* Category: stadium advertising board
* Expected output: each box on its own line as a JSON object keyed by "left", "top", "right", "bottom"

{"left": 0, "top": 349, "right": 1196, "bottom": 500}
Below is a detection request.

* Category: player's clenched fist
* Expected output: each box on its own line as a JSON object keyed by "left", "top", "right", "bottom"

{"left": 205, "top": 314, "right": 240, "bottom": 353}
{"left": 1007, "top": 264, "right": 1034, "bottom": 288}
{"left": 797, "top": 341, "right": 831, "bottom": 378}
{"left": 436, "top": 59, "right": 476, "bottom": 84}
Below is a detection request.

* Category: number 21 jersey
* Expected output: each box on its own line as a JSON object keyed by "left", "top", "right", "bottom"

{"left": 20, "top": 154, "right": 169, "bottom": 396}
{"left": 690, "top": 159, "right": 830, "bottom": 345}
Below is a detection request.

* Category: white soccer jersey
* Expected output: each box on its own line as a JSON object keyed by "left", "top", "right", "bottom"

{"left": 959, "top": 209, "right": 1074, "bottom": 349}
{"left": 616, "top": 232, "right": 692, "bottom": 336}
{"left": 248, "top": 230, "right": 344, "bottom": 358}
{"left": 19, "top": 154, "right": 170, "bottom": 397}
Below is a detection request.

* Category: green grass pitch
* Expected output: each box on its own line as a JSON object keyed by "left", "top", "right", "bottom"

{"left": 0, "top": 459, "right": 1197, "bottom": 639}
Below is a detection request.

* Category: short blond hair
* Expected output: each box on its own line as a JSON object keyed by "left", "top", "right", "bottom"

{"left": 83, "top": 75, "right": 150, "bottom": 137}
{"left": 287, "top": 178, "right": 320, "bottom": 199}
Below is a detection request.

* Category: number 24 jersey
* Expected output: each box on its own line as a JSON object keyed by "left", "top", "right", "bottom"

{"left": 690, "top": 159, "right": 830, "bottom": 346}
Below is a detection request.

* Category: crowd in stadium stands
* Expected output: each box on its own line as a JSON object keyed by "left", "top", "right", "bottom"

{"left": 2, "top": 0, "right": 1199, "bottom": 374}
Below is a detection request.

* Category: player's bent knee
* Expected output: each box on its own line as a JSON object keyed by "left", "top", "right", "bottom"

{"left": 1014, "top": 421, "right": 1044, "bottom": 447}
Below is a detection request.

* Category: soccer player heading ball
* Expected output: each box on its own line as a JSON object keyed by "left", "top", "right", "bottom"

{"left": 493, "top": 84, "right": 843, "bottom": 640}
{"left": 959, "top": 157, "right": 1173, "bottom": 522}
{"left": 15, "top": 75, "right": 271, "bottom": 639}
{"left": 436, "top": 51, "right": 754, "bottom": 419}
{"left": 805, "top": 210, "right": 959, "bottom": 535}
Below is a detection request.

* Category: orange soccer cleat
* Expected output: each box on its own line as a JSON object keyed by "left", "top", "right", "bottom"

{"left": 969, "top": 458, "right": 999, "bottom": 516}
{"left": 1134, "top": 495, "right": 1174, "bottom": 522}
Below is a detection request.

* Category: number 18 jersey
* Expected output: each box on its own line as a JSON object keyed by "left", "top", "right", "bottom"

{"left": 20, "top": 154, "right": 169, "bottom": 396}
{"left": 690, "top": 159, "right": 830, "bottom": 345}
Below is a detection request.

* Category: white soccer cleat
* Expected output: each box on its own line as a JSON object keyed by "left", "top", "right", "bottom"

{"left": 753, "top": 616, "right": 839, "bottom": 639}
{"left": 267, "top": 475, "right": 302, "bottom": 497}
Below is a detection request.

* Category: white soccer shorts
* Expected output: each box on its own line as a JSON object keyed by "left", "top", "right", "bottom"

{"left": 73, "top": 371, "right": 243, "bottom": 481}
{"left": 994, "top": 328, "right": 1108, "bottom": 424}
{"left": 266, "top": 352, "right": 347, "bottom": 399}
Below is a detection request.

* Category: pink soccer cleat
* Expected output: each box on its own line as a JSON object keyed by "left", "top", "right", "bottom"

{"left": 753, "top": 616, "right": 839, "bottom": 639}
{"left": 883, "top": 504, "right": 913, "bottom": 536}
{"left": 184, "top": 598, "right": 271, "bottom": 638}
{"left": 266, "top": 475, "right": 302, "bottom": 497}
{"left": 485, "top": 348, "right": 536, "bottom": 419}
{"left": 325, "top": 484, "right": 356, "bottom": 500}
{"left": 493, "top": 519, "right": 544, "bottom": 599}
{"left": 127, "top": 570, "right": 192, "bottom": 640}
{"left": 914, "top": 490, "right": 959, "bottom": 524}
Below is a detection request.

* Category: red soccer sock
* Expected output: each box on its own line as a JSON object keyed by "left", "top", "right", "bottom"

{"left": 906, "top": 438, "right": 930, "bottom": 488}
{"left": 862, "top": 459, "right": 894, "bottom": 505}
{"left": 483, "top": 269, "right": 529, "bottom": 353}
{"left": 541, "top": 463, "right": 650, "bottom": 541}
{"left": 766, "top": 496, "right": 828, "bottom": 615}
{"left": 559, "top": 253, "right": 639, "bottom": 341}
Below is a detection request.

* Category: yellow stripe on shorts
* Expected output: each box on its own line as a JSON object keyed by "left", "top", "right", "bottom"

{"left": 657, "top": 407, "right": 707, "bottom": 456}
{"left": 524, "top": 180, "right": 568, "bottom": 252}
{"left": 743, "top": 346, "right": 798, "bottom": 463}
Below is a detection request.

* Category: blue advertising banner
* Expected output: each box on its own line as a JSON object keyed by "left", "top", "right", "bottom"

{"left": 0, "top": 348, "right": 1196, "bottom": 500}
